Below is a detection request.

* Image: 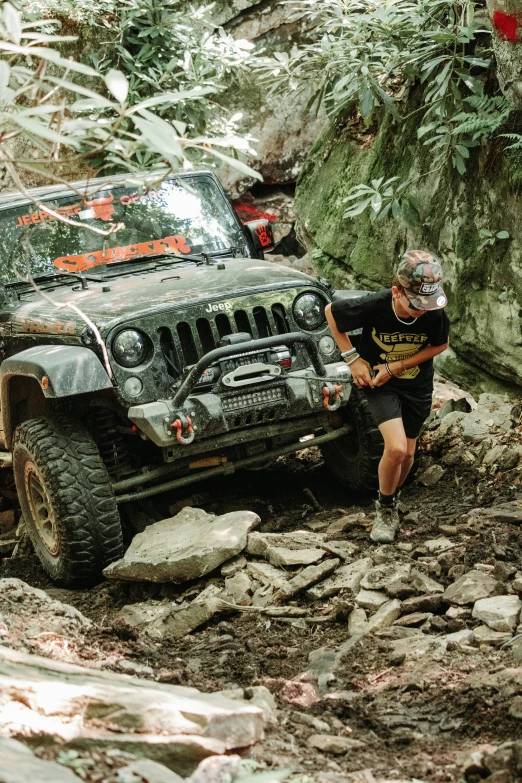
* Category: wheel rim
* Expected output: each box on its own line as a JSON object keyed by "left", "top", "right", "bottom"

{"left": 24, "top": 461, "right": 60, "bottom": 556}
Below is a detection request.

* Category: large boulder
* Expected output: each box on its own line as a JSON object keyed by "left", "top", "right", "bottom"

{"left": 215, "top": 3, "right": 327, "bottom": 196}
{"left": 0, "top": 645, "right": 264, "bottom": 775}
{"left": 294, "top": 85, "right": 522, "bottom": 396}
{"left": 104, "top": 508, "right": 259, "bottom": 583}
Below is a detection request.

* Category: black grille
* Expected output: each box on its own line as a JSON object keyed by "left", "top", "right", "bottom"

{"left": 160, "top": 304, "right": 290, "bottom": 370}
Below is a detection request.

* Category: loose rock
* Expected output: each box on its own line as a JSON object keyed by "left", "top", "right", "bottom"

{"left": 355, "top": 589, "right": 388, "bottom": 611}
{"left": 360, "top": 564, "right": 411, "bottom": 594}
{"left": 348, "top": 608, "right": 368, "bottom": 636}
{"left": 246, "top": 530, "right": 325, "bottom": 556}
{"left": 401, "top": 593, "right": 444, "bottom": 614}
{"left": 115, "top": 759, "right": 184, "bottom": 783}
{"left": 472, "top": 625, "right": 513, "bottom": 647}
{"left": 443, "top": 569, "right": 504, "bottom": 605}
{"left": 307, "top": 734, "right": 366, "bottom": 754}
{"left": 266, "top": 546, "right": 326, "bottom": 567}
{"left": 221, "top": 556, "right": 247, "bottom": 577}
{"left": 417, "top": 465, "right": 446, "bottom": 486}
{"left": 306, "top": 558, "right": 373, "bottom": 601}
{"left": 188, "top": 755, "right": 243, "bottom": 783}
{"left": 275, "top": 558, "right": 340, "bottom": 601}
{"left": 472, "top": 594, "right": 522, "bottom": 632}
{"left": 147, "top": 587, "right": 223, "bottom": 640}
{"left": 246, "top": 562, "right": 288, "bottom": 590}
{"left": 366, "top": 599, "right": 402, "bottom": 633}
{"left": 104, "top": 508, "right": 260, "bottom": 583}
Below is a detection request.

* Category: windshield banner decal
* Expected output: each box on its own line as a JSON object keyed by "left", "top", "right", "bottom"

{"left": 15, "top": 191, "right": 163, "bottom": 228}
{"left": 54, "top": 234, "right": 192, "bottom": 272}
{"left": 17, "top": 204, "right": 82, "bottom": 227}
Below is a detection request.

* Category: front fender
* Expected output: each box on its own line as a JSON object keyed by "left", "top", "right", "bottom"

{"left": 0, "top": 345, "right": 113, "bottom": 448}
{"left": 0, "top": 345, "right": 113, "bottom": 400}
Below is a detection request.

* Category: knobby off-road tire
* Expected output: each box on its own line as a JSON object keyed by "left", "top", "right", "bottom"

{"left": 321, "top": 388, "right": 383, "bottom": 493}
{"left": 13, "top": 416, "right": 123, "bottom": 587}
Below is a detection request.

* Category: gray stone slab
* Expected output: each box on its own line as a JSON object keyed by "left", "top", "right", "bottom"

{"left": 104, "top": 508, "right": 259, "bottom": 583}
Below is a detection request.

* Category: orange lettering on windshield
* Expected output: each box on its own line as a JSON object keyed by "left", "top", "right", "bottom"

{"left": 17, "top": 204, "right": 82, "bottom": 227}
{"left": 53, "top": 235, "right": 192, "bottom": 272}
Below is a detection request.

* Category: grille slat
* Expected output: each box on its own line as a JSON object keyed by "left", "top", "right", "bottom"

{"left": 162, "top": 303, "right": 290, "bottom": 371}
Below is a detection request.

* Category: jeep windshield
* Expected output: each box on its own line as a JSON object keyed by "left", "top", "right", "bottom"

{"left": 0, "top": 175, "right": 250, "bottom": 284}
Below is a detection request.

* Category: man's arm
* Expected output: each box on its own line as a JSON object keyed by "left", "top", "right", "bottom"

{"left": 325, "top": 303, "right": 375, "bottom": 389}
{"left": 372, "top": 341, "right": 449, "bottom": 386}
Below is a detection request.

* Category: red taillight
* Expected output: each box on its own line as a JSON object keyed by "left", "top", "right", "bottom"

{"left": 280, "top": 358, "right": 292, "bottom": 368}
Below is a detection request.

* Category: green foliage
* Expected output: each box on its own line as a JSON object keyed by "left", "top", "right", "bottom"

{"left": 477, "top": 228, "right": 510, "bottom": 251}
{"left": 0, "top": 1, "right": 261, "bottom": 207}
{"left": 258, "top": 0, "right": 512, "bottom": 223}
{"left": 24, "top": 0, "right": 258, "bottom": 144}
{"left": 25, "top": 0, "right": 114, "bottom": 24}
{"left": 500, "top": 133, "right": 522, "bottom": 150}
{"left": 343, "top": 177, "right": 420, "bottom": 224}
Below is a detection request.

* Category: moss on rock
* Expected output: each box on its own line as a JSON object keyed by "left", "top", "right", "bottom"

{"left": 295, "top": 96, "right": 522, "bottom": 394}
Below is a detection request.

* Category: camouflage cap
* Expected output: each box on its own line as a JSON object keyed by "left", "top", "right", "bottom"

{"left": 396, "top": 250, "right": 447, "bottom": 311}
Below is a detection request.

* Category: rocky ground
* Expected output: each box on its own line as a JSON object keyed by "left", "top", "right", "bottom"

{"left": 1, "top": 383, "right": 522, "bottom": 783}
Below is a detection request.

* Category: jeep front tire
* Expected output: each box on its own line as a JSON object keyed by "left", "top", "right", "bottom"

{"left": 321, "top": 388, "right": 383, "bottom": 492}
{"left": 13, "top": 416, "right": 123, "bottom": 587}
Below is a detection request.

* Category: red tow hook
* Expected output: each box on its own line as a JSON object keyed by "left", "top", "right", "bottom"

{"left": 171, "top": 414, "right": 195, "bottom": 445}
{"left": 323, "top": 383, "right": 344, "bottom": 412}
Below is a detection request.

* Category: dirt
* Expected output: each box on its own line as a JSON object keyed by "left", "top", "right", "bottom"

{"left": 2, "top": 382, "right": 522, "bottom": 783}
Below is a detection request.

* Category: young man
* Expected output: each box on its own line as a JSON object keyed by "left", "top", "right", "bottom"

{"left": 325, "top": 250, "right": 450, "bottom": 543}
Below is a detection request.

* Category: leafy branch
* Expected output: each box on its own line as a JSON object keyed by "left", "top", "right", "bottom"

{"left": 255, "top": 0, "right": 513, "bottom": 224}
{"left": 0, "top": 1, "right": 262, "bottom": 193}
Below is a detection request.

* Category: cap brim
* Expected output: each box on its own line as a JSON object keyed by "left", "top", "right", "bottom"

{"left": 404, "top": 287, "right": 447, "bottom": 312}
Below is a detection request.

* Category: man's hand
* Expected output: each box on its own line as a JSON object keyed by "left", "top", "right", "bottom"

{"left": 349, "top": 357, "right": 375, "bottom": 389}
{"left": 372, "top": 363, "right": 392, "bottom": 387}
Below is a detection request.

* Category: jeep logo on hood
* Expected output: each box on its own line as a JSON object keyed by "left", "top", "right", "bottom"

{"left": 205, "top": 301, "right": 232, "bottom": 313}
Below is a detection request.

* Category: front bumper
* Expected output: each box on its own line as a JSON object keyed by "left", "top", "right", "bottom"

{"left": 128, "top": 360, "right": 352, "bottom": 451}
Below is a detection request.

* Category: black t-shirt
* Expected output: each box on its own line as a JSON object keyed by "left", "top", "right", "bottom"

{"left": 330, "top": 289, "right": 449, "bottom": 393}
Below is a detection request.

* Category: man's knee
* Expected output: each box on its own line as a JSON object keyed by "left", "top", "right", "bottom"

{"left": 383, "top": 440, "right": 408, "bottom": 463}
{"left": 406, "top": 439, "right": 417, "bottom": 459}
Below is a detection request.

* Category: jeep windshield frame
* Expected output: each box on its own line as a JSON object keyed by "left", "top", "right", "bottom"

{"left": 0, "top": 173, "right": 252, "bottom": 284}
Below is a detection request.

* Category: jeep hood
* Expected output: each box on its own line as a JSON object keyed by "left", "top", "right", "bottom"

{"left": 9, "top": 257, "right": 319, "bottom": 334}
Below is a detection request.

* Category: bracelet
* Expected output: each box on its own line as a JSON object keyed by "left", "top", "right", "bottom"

{"left": 345, "top": 353, "right": 360, "bottom": 366}
{"left": 385, "top": 362, "right": 394, "bottom": 377}
{"left": 340, "top": 347, "right": 358, "bottom": 358}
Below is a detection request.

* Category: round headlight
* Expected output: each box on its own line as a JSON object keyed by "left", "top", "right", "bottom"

{"left": 293, "top": 293, "right": 326, "bottom": 331}
{"left": 112, "top": 329, "right": 148, "bottom": 368}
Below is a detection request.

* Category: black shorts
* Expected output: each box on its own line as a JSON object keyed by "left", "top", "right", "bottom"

{"left": 363, "top": 385, "right": 432, "bottom": 439}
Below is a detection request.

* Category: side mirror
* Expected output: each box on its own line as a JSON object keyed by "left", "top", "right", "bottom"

{"left": 244, "top": 219, "right": 275, "bottom": 256}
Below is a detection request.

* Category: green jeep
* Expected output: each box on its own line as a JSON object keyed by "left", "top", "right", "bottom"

{"left": 0, "top": 171, "right": 382, "bottom": 586}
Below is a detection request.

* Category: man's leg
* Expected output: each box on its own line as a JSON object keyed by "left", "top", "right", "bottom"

{"left": 397, "top": 437, "right": 417, "bottom": 489}
{"left": 377, "top": 418, "right": 408, "bottom": 496}
{"left": 371, "top": 418, "right": 408, "bottom": 543}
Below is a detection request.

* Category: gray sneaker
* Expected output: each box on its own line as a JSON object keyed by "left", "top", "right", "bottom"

{"left": 394, "top": 490, "right": 407, "bottom": 514}
{"left": 370, "top": 501, "right": 400, "bottom": 543}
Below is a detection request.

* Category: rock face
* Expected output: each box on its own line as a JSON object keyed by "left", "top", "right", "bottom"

{"left": 104, "top": 508, "right": 259, "bottom": 583}
{"left": 214, "top": 2, "right": 327, "bottom": 195}
{"left": 294, "top": 82, "right": 522, "bottom": 395}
